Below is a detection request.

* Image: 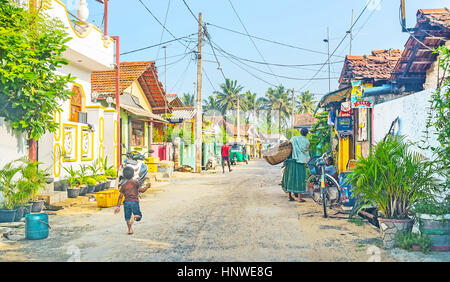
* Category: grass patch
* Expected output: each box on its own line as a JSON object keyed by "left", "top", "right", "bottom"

{"left": 348, "top": 218, "right": 364, "bottom": 226}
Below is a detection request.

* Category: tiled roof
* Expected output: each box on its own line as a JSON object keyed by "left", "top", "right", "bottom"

{"left": 91, "top": 61, "right": 170, "bottom": 114}
{"left": 339, "top": 49, "right": 402, "bottom": 87}
{"left": 417, "top": 8, "right": 450, "bottom": 29}
{"left": 391, "top": 8, "right": 450, "bottom": 82}
{"left": 293, "top": 113, "right": 317, "bottom": 127}
{"left": 166, "top": 94, "right": 185, "bottom": 108}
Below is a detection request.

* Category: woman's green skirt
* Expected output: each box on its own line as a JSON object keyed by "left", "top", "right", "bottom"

{"left": 281, "top": 159, "right": 306, "bottom": 193}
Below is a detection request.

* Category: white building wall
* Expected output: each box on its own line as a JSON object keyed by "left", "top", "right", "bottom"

{"left": 0, "top": 117, "right": 28, "bottom": 169}
{"left": 373, "top": 88, "right": 440, "bottom": 161}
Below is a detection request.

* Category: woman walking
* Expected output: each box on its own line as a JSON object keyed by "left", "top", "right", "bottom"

{"left": 281, "top": 128, "right": 310, "bottom": 202}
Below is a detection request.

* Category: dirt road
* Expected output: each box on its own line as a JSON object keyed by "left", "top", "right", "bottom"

{"left": 0, "top": 160, "right": 396, "bottom": 262}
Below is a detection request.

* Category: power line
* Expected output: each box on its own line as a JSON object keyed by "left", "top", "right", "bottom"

{"left": 137, "top": 0, "right": 194, "bottom": 51}
{"left": 210, "top": 44, "right": 342, "bottom": 75}
{"left": 298, "top": 1, "right": 372, "bottom": 91}
{"left": 206, "top": 22, "right": 346, "bottom": 59}
{"left": 120, "top": 34, "right": 196, "bottom": 56}
{"left": 227, "top": 0, "right": 280, "bottom": 84}
{"left": 155, "top": 0, "right": 171, "bottom": 61}
{"left": 212, "top": 42, "right": 340, "bottom": 81}
{"left": 181, "top": 0, "right": 227, "bottom": 81}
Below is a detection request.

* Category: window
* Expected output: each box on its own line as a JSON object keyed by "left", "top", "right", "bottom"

{"left": 70, "top": 85, "right": 84, "bottom": 123}
{"left": 131, "top": 120, "right": 145, "bottom": 146}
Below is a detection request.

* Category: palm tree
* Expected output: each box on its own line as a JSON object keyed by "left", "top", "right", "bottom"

{"left": 261, "top": 85, "right": 291, "bottom": 135}
{"left": 214, "top": 79, "right": 246, "bottom": 114}
{"left": 181, "top": 93, "right": 195, "bottom": 107}
{"left": 296, "top": 90, "right": 317, "bottom": 114}
{"left": 214, "top": 79, "right": 246, "bottom": 141}
{"left": 203, "top": 95, "right": 220, "bottom": 113}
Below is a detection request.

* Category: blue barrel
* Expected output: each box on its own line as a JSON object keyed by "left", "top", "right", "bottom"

{"left": 25, "top": 213, "right": 49, "bottom": 240}
{"left": 339, "top": 172, "right": 355, "bottom": 207}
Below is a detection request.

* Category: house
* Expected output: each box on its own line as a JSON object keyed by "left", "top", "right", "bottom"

{"left": 32, "top": 0, "right": 117, "bottom": 186}
{"left": 293, "top": 113, "right": 317, "bottom": 130}
{"left": 91, "top": 61, "right": 170, "bottom": 162}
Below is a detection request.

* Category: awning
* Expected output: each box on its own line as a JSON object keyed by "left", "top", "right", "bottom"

{"left": 120, "top": 104, "right": 168, "bottom": 123}
{"left": 314, "top": 86, "right": 352, "bottom": 113}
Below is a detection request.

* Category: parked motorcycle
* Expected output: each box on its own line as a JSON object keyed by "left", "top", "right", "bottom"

{"left": 118, "top": 148, "right": 154, "bottom": 188}
{"left": 205, "top": 153, "right": 220, "bottom": 171}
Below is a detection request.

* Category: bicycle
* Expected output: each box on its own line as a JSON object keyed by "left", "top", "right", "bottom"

{"left": 306, "top": 152, "right": 341, "bottom": 218}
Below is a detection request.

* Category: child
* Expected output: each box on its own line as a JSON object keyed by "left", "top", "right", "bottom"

{"left": 114, "top": 166, "right": 150, "bottom": 235}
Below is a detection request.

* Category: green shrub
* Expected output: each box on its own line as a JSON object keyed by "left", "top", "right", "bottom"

{"left": 95, "top": 175, "right": 107, "bottom": 183}
{"left": 85, "top": 177, "right": 96, "bottom": 185}
{"left": 412, "top": 199, "right": 450, "bottom": 216}
{"left": 105, "top": 169, "right": 117, "bottom": 178}
{"left": 395, "top": 231, "right": 432, "bottom": 254}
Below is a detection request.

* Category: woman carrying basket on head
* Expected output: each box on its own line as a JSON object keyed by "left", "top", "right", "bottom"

{"left": 281, "top": 128, "right": 310, "bottom": 202}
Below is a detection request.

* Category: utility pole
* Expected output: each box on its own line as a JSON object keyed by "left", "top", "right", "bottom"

{"left": 195, "top": 13, "right": 203, "bottom": 173}
{"left": 162, "top": 45, "right": 167, "bottom": 94}
{"left": 237, "top": 95, "right": 240, "bottom": 142}
{"left": 327, "top": 27, "right": 331, "bottom": 93}
{"left": 291, "top": 88, "right": 295, "bottom": 138}
{"left": 350, "top": 9, "right": 354, "bottom": 55}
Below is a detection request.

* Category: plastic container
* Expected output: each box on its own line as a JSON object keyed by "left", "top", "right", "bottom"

{"left": 96, "top": 190, "right": 123, "bottom": 208}
{"left": 25, "top": 213, "right": 49, "bottom": 240}
{"left": 339, "top": 172, "right": 355, "bottom": 206}
{"left": 0, "top": 209, "right": 17, "bottom": 223}
{"left": 147, "top": 164, "right": 158, "bottom": 173}
{"left": 146, "top": 157, "right": 160, "bottom": 164}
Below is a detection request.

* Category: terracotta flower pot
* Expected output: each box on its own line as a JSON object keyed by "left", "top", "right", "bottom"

{"left": 378, "top": 217, "right": 414, "bottom": 249}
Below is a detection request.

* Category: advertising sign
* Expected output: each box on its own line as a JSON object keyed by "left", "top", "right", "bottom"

{"left": 351, "top": 80, "right": 374, "bottom": 108}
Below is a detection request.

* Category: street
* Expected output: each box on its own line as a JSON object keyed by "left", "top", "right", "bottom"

{"left": 0, "top": 160, "right": 401, "bottom": 262}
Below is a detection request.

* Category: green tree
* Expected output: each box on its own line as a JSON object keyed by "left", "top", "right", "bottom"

{"left": 214, "top": 78, "right": 246, "bottom": 114}
{"left": 203, "top": 95, "right": 220, "bottom": 112}
{"left": 296, "top": 90, "right": 317, "bottom": 114}
{"left": 181, "top": 92, "right": 195, "bottom": 106}
{"left": 0, "top": 1, "right": 75, "bottom": 145}
{"left": 260, "top": 85, "right": 291, "bottom": 134}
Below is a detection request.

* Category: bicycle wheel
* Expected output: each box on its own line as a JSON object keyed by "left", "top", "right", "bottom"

{"left": 307, "top": 175, "right": 322, "bottom": 203}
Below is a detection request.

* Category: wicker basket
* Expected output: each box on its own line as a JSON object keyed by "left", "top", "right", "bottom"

{"left": 262, "top": 141, "right": 292, "bottom": 165}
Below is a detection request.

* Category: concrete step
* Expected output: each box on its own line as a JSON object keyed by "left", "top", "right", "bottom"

{"left": 38, "top": 191, "right": 68, "bottom": 205}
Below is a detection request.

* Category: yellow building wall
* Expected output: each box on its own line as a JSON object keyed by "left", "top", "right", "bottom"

{"left": 338, "top": 136, "right": 350, "bottom": 173}
{"left": 123, "top": 81, "right": 152, "bottom": 112}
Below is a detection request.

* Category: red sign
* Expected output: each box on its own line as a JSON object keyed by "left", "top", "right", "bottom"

{"left": 352, "top": 100, "right": 373, "bottom": 108}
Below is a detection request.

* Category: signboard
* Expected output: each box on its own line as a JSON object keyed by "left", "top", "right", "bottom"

{"left": 336, "top": 116, "right": 353, "bottom": 136}
{"left": 351, "top": 80, "right": 374, "bottom": 108}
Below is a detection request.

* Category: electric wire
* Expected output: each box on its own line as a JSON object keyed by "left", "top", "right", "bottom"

{"left": 155, "top": 0, "right": 172, "bottom": 61}
{"left": 297, "top": 0, "right": 372, "bottom": 91}
{"left": 120, "top": 34, "right": 196, "bottom": 56}
{"left": 205, "top": 22, "right": 346, "bottom": 59}
{"left": 227, "top": 0, "right": 280, "bottom": 84}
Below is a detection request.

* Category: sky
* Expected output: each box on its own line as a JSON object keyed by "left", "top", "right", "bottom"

{"left": 65, "top": 0, "right": 449, "bottom": 102}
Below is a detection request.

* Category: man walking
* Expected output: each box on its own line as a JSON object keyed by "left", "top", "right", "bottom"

{"left": 221, "top": 142, "right": 232, "bottom": 173}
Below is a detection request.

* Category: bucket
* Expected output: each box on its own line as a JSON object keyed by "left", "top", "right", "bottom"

{"left": 419, "top": 214, "right": 450, "bottom": 251}
{"left": 25, "top": 213, "right": 50, "bottom": 240}
{"left": 13, "top": 206, "right": 24, "bottom": 222}
{"left": 339, "top": 172, "right": 355, "bottom": 206}
{"left": 0, "top": 209, "right": 17, "bottom": 223}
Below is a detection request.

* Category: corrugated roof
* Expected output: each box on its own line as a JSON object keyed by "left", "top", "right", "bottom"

{"left": 169, "top": 107, "right": 196, "bottom": 121}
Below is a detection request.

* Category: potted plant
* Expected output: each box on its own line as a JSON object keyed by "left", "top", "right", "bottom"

{"left": 19, "top": 158, "right": 48, "bottom": 213}
{"left": 77, "top": 165, "right": 88, "bottom": 196}
{"left": 347, "top": 135, "right": 441, "bottom": 249}
{"left": 63, "top": 166, "right": 80, "bottom": 198}
{"left": 412, "top": 198, "right": 450, "bottom": 251}
{"left": 105, "top": 168, "right": 117, "bottom": 187}
{"left": 85, "top": 177, "right": 97, "bottom": 194}
{"left": 0, "top": 161, "right": 21, "bottom": 222}
{"left": 95, "top": 174, "right": 108, "bottom": 191}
